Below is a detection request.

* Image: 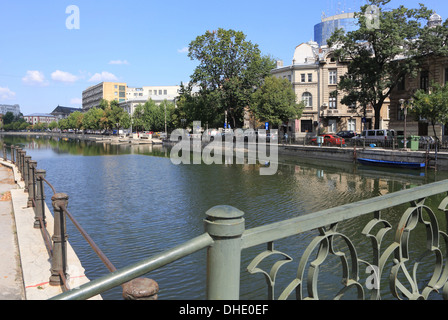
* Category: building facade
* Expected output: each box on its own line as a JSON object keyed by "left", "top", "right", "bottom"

{"left": 271, "top": 41, "right": 387, "bottom": 139}
{"left": 50, "top": 106, "right": 83, "bottom": 120}
{"left": 24, "top": 113, "right": 57, "bottom": 125}
{"left": 314, "top": 13, "right": 357, "bottom": 47}
{"left": 389, "top": 13, "right": 447, "bottom": 140}
{"left": 0, "top": 104, "right": 21, "bottom": 117}
{"left": 82, "top": 82, "right": 127, "bottom": 111}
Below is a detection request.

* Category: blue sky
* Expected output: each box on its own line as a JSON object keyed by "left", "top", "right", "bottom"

{"left": 0, "top": 0, "right": 447, "bottom": 116}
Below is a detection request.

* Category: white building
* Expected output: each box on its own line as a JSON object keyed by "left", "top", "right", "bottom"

{"left": 23, "top": 113, "right": 57, "bottom": 125}
{"left": 0, "top": 104, "right": 21, "bottom": 116}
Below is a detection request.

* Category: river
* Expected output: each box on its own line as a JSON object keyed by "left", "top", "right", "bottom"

{"left": 2, "top": 134, "right": 448, "bottom": 300}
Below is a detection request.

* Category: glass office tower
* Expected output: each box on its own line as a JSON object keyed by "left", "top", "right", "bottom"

{"left": 314, "top": 13, "right": 357, "bottom": 46}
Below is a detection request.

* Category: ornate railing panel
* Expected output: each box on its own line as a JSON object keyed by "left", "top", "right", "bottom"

{"left": 243, "top": 183, "right": 448, "bottom": 300}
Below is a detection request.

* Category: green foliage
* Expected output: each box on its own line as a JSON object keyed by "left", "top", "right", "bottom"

{"left": 251, "top": 76, "right": 304, "bottom": 128}
{"left": 187, "top": 28, "right": 275, "bottom": 128}
{"left": 328, "top": 0, "right": 433, "bottom": 129}
{"left": 412, "top": 82, "right": 448, "bottom": 141}
{"left": 131, "top": 99, "right": 175, "bottom": 132}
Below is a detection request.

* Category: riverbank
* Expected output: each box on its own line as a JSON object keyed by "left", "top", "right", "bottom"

{"left": 0, "top": 159, "right": 101, "bottom": 300}
{"left": 2, "top": 131, "right": 447, "bottom": 170}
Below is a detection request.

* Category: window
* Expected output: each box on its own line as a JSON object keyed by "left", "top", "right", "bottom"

{"left": 159, "top": 90, "right": 162, "bottom": 95}
{"left": 119, "top": 86, "right": 125, "bottom": 91}
{"left": 301, "top": 120, "right": 313, "bottom": 133}
{"left": 329, "top": 96, "right": 337, "bottom": 109}
{"left": 420, "top": 71, "right": 429, "bottom": 92}
{"left": 329, "top": 70, "right": 337, "bottom": 85}
{"left": 347, "top": 119, "right": 356, "bottom": 131}
{"left": 164, "top": 90, "right": 167, "bottom": 95}
{"left": 308, "top": 74, "right": 312, "bottom": 82}
{"left": 119, "top": 92, "right": 126, "bottom": 98}
{"left": 301, "top": 74, "right": 306, "bottom": 82}
{"left": 398, "top": 76, "right": 405, "bottom": 91}
{"left": 302, "top": 92, "right": 313, "bottom": 107}
{"left": 328, "top": 119, "right": 337, "bottom": 133}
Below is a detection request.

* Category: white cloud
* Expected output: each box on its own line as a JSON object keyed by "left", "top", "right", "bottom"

{"left": 177, "top": 47, "right": 188, "bottom": 53}
{"left": 22, "top": 70, "right": 48, "bottom": 86}
{"left": 0, "top": 87, "right": 16, "bottom": 100}
{"left": 70, "top": 98, "right": 82, "bottom": 105}
{"left": 51, "top": 70, "right": 78, "bottom": 83}
{"left": 109, "top": 60, "right": 129, "bottom": 65}
{"left": 88, "top": 71, "right": 119, "bottom": 82}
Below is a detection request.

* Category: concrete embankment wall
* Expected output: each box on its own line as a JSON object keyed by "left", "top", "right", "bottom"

{"left": 279, "top": 145, "right": 448, "bottom": 170}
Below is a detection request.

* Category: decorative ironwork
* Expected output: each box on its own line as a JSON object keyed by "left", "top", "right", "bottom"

{"left": 247, "top": 196, "right": 448, "bottom": 300}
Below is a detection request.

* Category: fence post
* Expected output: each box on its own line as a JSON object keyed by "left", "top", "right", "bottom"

{"left": 49, "top": 193, "right": 69, "bottom": 286}
{"left": 24, "top": 155, "right": 31, "bottom": 193}
{"left": 34, "top": 169, "right": 47, "bottom": 228}
{"left": 204, "top": 205, "right": 245, "bottom": 300}
{"left": 16, "top": 149, "right": 22, "bottom": 175}
{"left": 27, "top": 160, "right": 37, "bottom": 207}
{"left": 11, "top": 146, "right": 15, "bottom": 164}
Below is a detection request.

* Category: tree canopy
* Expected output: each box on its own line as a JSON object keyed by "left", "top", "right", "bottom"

{"left": 187, "top": 28, "right": 276, "bottom": 128}
{"left": 251, "top": 76, "right": 304, "bottom": 129}
{"left": 328, "top": 0, "right": 434, "bottom": 129}
{"left": 412, "top": 82, "right": 448, "bottom": 142}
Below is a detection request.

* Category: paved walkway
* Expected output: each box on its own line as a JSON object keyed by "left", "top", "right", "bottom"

{"left": 0, "top": 164, "right": 25, "bottom": 300}
{"left": 0, "top": 160, "right": 101, "bottom": 300}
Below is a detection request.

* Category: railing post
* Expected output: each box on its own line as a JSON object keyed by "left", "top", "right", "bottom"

{"left": 27, "top": 160, "right": 37, "bottom": 207}
{"left": 204, "top": 205, "right": 245, "bottom": 300}
{"left": 24, "top": 155, "right": 31, "bottom": 193}
{"left": 15, "top": 148, "right": 21, "bottom": 174}
{"left": 11, "top": 146, "right": 15, "bottom": 164}
{"left": 50, "top": 193, "right": 69, "bottom": 286}
{"left": 34, "top": 169, "right": 47, "bottom": 228}
{"left": 2, "top": 144, "right": 6, "bottom": 161}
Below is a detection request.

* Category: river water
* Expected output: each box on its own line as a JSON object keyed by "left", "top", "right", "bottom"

{"left": 3, "top": 134, "right": 448, "bottom": 300}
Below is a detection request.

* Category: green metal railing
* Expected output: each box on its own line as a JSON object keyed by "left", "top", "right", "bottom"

{"left": 3, "top": 143, "right": 448, "bottom": 300}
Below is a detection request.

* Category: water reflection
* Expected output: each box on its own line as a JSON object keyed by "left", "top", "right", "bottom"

{"left": 2, "top": 134, "right": 448, "bottom": 300}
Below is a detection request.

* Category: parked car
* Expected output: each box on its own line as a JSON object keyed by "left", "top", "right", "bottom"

{"left": 336, "top": 130, "right": 356, "bottom": 138}
{"left": 310, "top": 134, "right": 346, "bottom": 146}
{"left": 352, "top": 129, "right": 395, "bottom": 142}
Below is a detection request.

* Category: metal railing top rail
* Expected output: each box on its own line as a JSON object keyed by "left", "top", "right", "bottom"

{"left": 50, "top": 233, "right": 214, "bottom": 300}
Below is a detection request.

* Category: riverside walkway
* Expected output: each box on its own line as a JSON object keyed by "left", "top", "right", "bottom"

{"left": 0, "top": 161, "right": 99, "bottom": 300}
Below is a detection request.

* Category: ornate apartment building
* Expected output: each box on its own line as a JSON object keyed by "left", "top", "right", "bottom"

{"left": 389, "top": 13, "right": 448, "bottom": 141}
{"left": 271, "top": 41, "right": 388, "bottom": 138}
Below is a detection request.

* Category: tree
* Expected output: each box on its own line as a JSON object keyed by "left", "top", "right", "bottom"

{"left": 83, "top": 108, "right": 104, "bottom": 131}
{"left": 3, "top": 112, "right": 14, "bottom": 125}
{"left": 411, "top": 82, "right": 448, "bottom": 143}
{"left": 328, "top": 0, "right": 433, "bottom": 129}
{"left": 187, "top": 28, "right": 275, "bottom": 128}
{"left": 251, "top": 76, "right": 305, "bottom": 128}
{"left": 173, "top": 82, "right": 221, "bottom": 129}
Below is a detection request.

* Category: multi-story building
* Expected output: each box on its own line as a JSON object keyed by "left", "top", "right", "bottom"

{"left": 23, "top": 113, "right": 57, "bottom": 125}
{"left": 271, "top": 40, "right": 388, "bottom": 138}
{"left": 120, "top": 85, "right": 181, "bottom": 116}
{"left": 50, "top": 105, "right": 83, "bottom": 120}
{"left": 389, "top": 13, "right": 447, "bottom": 141}
{"left": 314, "top": 12, "right": 357, "bottom": 47}
{"left": 0, "top": 104, "right": 21, "bottom": 117}
{"left": 82, "top": 82, "right": 127, "bottom": 111}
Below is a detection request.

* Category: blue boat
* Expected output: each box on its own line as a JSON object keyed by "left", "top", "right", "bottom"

{"left": 357, "top": 158, "right": 425, "bottom": 169}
